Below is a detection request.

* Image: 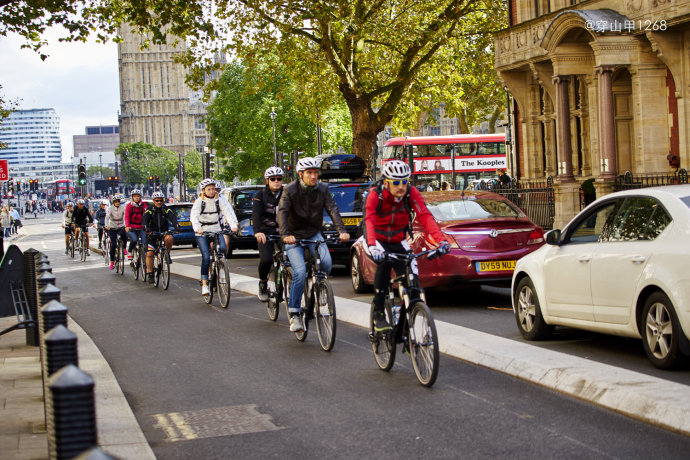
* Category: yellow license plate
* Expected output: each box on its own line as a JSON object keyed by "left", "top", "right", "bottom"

{"left": 179, "top": 222, "right": 191, "bottom": 227}
{"left": 342, "top": 217, "right": 362, "bottom": 226}
{"left": 476, "top": 260, "right": 516, "bottom": 272}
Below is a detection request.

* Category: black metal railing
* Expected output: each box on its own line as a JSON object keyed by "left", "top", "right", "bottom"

{"left": 614, "top": 169, "right": 688, "bottom": 191}
{"left": 489, "top": 177, "right": 556, "bottom": 230}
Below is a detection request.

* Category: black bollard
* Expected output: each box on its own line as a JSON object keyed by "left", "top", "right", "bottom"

{"left": 39, "top": 284, "right": 61, "bottom": 307}
{"left": 38, "top": 262, "right": 53, "bottom": 275}
{"left": 37, "top": 271, "right": 57, "bottom": 290}
{"left": 44, "top": 325, "right": 78, "bottom": 376}
{"left": 23, "top": 248, "right": 40, "bottom": 346}
{"left": 48, "top": 365, "right": 97, "bottom": 460}
{"left": 41, "top": 300, "right": 68, "bottom": 334}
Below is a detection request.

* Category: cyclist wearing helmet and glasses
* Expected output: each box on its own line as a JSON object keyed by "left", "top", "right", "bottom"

{"left": 364, "top": 160, "right": 450, "bottom": 332}
{"left": 191, "top": 178, "right": 239, "bottom": 296}
{"left": 277, "top": 157, "right": 349, "bottom": 332}
{"left": 125, "top": 189, "right": 147, "bottom": 260}
{"left": 142, "top": 191, "right": 180, "bottom": 283}
{"left": 93, "top": 199, "right": 109, "bottom": 249}
{"left": 253, "top": 166, "right": 284, "bottom": 301}
{"left": 70, "top": 199, "right": 94, "bottom": 255}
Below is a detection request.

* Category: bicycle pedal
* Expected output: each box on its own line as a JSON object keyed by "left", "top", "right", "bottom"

{"left": 367, "top": 332, "right": 378, "bottom": 343}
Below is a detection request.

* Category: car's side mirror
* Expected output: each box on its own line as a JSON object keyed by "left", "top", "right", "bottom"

{"left": 545, "top": 229, "right": 561, "bottom": 245}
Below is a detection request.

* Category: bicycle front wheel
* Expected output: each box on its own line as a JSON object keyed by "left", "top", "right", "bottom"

{"left": 139, "top": 247, "right": 147, "bottom": 283}
{"left": 160, "top": 248, "right": 171, "bottom": 290}
{"left": 203, "top": 261, "right": 214, "bottom": 305}
{"left": 70, "top": 236, "right": 75, "bottom": 258}
{"left": 370, "top": 300, "right": 396, "bottom": 371}
{"left": 216, "top": 257, "right": 230, "bottom": 308}
{"left": 282, "top": 266, "right": 293, "bottom": 321}
{"left": 266, "top": 265, "right": 280, "bottom": 321}
{"left": 408, "top": 302, "right": 440, "bottom": 387}
{"left": 117, "top": 242, "right": 125, "bottom": 275}
{"left": 80, "top": 234, "right": 87, "bottom": 262}
{"left": 103, "top": 236, "right": 110, "bottom": 265}
{"left": 132, "top": 245, "right": 140, "bottom": 279}
{"left": 154, "top": 250, "right": 162, "bottom": 287}
{"left": 314, "top": 279, "right": 336, "bottom": 352}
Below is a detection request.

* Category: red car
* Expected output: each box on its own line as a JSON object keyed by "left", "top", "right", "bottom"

{"left": 350, "top": 190, "right": 545, "bottom": 292}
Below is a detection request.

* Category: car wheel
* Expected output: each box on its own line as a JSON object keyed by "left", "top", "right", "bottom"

{"left": 514, "top": 277, "right": 553, "bottom": 340}
{"left": 351, "top": 251, "right": 370, "bottom": 293}
{"left": 641, "top": 291, "right": 684, "bottom": 370}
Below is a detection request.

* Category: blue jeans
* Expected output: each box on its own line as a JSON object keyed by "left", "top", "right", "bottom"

{"left": 285, "top": 233, "right": 331, "bottom": 314}
{"left": 196, "top": 234, "right": 227, "bottom": 280}
{"left": 127, "top": 229, "right": 146, "bottom": 253}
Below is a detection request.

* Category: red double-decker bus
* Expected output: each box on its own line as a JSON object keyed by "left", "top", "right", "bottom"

{"left": 382, "top": 133, "right": 507, "bottom": 190}
{"left": 45, "top": 179, "right": 75, "bottom": 206}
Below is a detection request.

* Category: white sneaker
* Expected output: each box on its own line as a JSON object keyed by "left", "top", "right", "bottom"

{"left": 202, "top": 285, "right": 210, "bottom": 296}
{"left": 289, "top": 315, "right": 303, "bottom": 332}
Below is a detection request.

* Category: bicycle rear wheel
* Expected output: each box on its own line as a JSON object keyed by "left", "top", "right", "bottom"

{"left": 131, "top": 244, "right": 140, "bottom": 279}
{"left": 314, "top": 279, "right": 336, "bottom": 351}
{"left": 103, "top": 235, "right": 109, "bottom": 265}
{"left": 282, "top": 266, "right": 293, "bottom": 321}
{"left": 370, "top": 300, "right": 396, "bottom": 371}
{"left": 69, "top": 236, "right": 75, "bottom": 258}
{"left": 266, "top": 265, "right": 280, "bottom": 321}
{"left": 160, "top": 248, "right": 171, "bottom": 290}
{"left": 216, "top": 257, "right": 230, "bottom": 308}
{"left": 408, "top": 302, "right": 439, "bottom": 387}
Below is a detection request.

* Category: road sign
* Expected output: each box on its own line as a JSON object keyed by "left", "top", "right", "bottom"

{"left": 0, "top": 159, "right": 8, "bottom": 181}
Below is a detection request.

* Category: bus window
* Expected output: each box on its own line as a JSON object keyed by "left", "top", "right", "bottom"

{"left": 382, "top": 146, "right": 395, "bottom": 159}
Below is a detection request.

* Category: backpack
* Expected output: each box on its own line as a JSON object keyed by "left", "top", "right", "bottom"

{"left": 200, "top": 199, "right": 222, "bottom": 223}
{"left": 362, "top": 180, "right": 415, "bottom": 241}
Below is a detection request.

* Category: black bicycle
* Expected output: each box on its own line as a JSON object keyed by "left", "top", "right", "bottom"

{"left": 282, "top": 237, "right": 337, "bottom": 352}
{"left": 265, "top": 235, "right": 287, "bottom": 322}
{"left": 113, "top": 233, "right": 125, "bottom": 275}
{"left": 201, "top": 230, "right": 231, "bottom": 308}
{"left": 149, "top": 231, "right": 173, "bottom": 290}
{"left": 101, "top": 227, "right": 110, "bottom": 265}
{"left": 73, "top": 224, "right": 89, "bottom": 262}
{"left": 367, "top": 247, "right": 444, "bottom": 387}
{"left": 129, "top": 231, "right": 147, "bottom": 281}
{"left": 66, "top": 227, "right": 76, "bottom": 259}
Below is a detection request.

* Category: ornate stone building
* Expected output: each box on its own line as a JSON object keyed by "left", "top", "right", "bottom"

{"left": 495, "top": 0, "right": 690, "bottom": 227}
{"left": 117, "top": 24, "right": 218, "bottom": 155}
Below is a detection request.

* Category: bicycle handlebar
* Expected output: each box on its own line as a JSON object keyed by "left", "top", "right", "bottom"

{"left": 383, "top": 247, "right": 443, "bottom": 262}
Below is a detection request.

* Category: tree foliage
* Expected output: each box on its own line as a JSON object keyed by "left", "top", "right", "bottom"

{"left": 114, "top": 0, "right": 508, "bottom": 163}
{"left": 86, "top": 165, "right": 115, "bottom": 178}
{"left": 115, "top": 142, "right": 179, "bottom": 186}
{"left": 206, "top": 60, "right": 352, "bottom": 181}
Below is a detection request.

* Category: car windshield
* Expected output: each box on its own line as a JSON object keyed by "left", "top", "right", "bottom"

{"left": 233, "top": 190, "right": 259, "bottom": 212}
{"left": 329, "top": 184, "right": 369, "bottom": 213}
{"left": 172, "top": 206, "right": 191, "bottom": 220}
{"left": 426, "top": 198, "right": 523, "bottom": 221}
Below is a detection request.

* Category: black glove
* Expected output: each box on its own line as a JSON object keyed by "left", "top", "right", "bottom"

{"left": 438, "top": 241, "right": 451, "bottom": 255}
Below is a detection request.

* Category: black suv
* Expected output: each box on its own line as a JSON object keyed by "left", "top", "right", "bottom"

{"left": 318, "top": 154, "right": 372, "bottom": 267}
{"left": 223, "top": 185, "right": 263, "bottom": 256}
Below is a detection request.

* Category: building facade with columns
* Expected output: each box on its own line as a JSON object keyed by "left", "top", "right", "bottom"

{"left": 495, "top": 0, "right": 690, "bottom": 227}
{"left": 117, "top": 24, "right": 221, "bottom": 155}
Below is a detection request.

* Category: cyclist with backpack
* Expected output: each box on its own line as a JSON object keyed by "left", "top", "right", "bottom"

{"left": 62, "top": 202, "right": 75, "bottom": 254}
{"left": 364, "top": 160, "right": 450, "bottom": 332}
{"left": 191, "top": 178, "right": 238, "bottom": 296}
{"left": 253, "top": 166, "right": 284, "bottom": 302}
{"left": 105, "top": 195, "right": 127, "bottom": 270}
{"left": 93, "top": 199, "right": 109, "bottom": 249}
{"left": 70, "top": 199, "right": 94, "bottom": 255}
{"left": 142, "top": 191, "right": 180, "bottom": 283}
{"left": 125, "top": 189, "right": 148, "bottom": 260}
{"left": 277, "top": 157, "right": 349, "bottom": 332}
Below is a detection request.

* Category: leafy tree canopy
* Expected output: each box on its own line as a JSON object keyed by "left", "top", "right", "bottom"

{"left": 206, "top": 59, "right": 352, "bottom": 181}
{"left": 86, "top": 165, "right": 115, "bottom": 178}
{"left": 115, "top": 142, "right": 179, "bottom": 186}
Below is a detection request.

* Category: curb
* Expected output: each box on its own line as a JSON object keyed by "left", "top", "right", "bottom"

{"left": 170, "top": 262, "right": 690, "bottom": 436}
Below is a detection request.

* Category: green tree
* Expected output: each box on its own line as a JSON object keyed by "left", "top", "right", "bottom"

{"left": 183, "top": 150, "right": 203, "bottom": 189}
{"left": 115, "top": 142, "right": 179, "bottom": 186}
{"left": 206, "top": 60, "right": 352, "bottom": 181}
{"left": 116, "top": 0, "right": 507, "bottom": 164}
{"left": 86, "top": 166, "right": 115, "bottom": 178}
{"left": 0, "top": 84, "right": 20, "bottom": 149}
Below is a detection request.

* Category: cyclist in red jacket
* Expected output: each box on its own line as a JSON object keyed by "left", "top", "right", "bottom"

{"left": 363, "top": 160, "right": 449, "bottom": 332}
{"left": 125, "top": 189, "right": 148, "bottom": 260}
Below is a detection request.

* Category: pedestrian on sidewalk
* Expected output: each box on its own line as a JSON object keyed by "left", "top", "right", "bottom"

{"left": 9, "top": 206, "right": 21, "bottom": 234}
{"left": 1, "top": 206, "right": 11, "bottom": 238}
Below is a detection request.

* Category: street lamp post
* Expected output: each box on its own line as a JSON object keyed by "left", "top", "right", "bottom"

{"left": 270, "top": 108, "right": 277, "bottom": 166}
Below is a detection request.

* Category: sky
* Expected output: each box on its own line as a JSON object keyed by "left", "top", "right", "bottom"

{"left": 0, "top": 30, "right": 120, "bottom": 162}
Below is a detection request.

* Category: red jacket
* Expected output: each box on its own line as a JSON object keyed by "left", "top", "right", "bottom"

{"left": 364, "top": 185, "right": 445, "bottom": 246}
{"left": 124, "top": 201, "right": 147, "bottom": 229}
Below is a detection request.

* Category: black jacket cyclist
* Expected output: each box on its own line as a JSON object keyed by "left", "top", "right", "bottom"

{"left": 142, "top": 191, "right": 179, "bottom": 283}
{"left": 70, "top": 199, "right": 94, "bottom": 254}
{"left": 252, "top": 166, "right": 284, "bottom": 301}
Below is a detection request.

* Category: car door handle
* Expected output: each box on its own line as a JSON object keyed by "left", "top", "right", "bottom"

{"left": 577, "top": 255, "right": 591, "bottom": 263}
{"left": 631, "top": 255, "right": 646, "bottom": 264}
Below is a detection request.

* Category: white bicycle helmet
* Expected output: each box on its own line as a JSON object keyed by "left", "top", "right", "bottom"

{"left": 101, "top": 199, "right": 109, "bottom": 205}
{"left": 382, "top": 160, "right": 411, "bottom": 180}
{"left": 111, "top": 195, "right": 123, "bottom": 203}
{"left": 67, "top": 201, "right": 74, "bottom": 207}
{"left": 130, "top": 189, "right": 142, "bottom": 196}
{"left": 199, "top": 178, "right": 216, "bottom": 189}
{"left": 152, "top": 191, "right": 165, "bottom": 199}
{"left": 76, "top": 199, "right": 85, "bottom": 205}
{"left": 264, "top": 166, "right": 284, "bottom": 178}
{"left": 296, "top": 157, "right": 320, "bottom": 172}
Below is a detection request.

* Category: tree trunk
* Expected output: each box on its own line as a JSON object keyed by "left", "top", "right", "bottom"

{"left": 346, "top": 94, "right": 387, "bottom": 169}
{"left": 488, "top": 107, "right": 501, "bottom": 134}
{"left": 458, "top": 109, "right": 470, "bottom": 134}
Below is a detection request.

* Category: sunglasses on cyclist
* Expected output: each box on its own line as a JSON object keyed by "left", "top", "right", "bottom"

{"left": 386, "top": 179, "right": 408, "bottom": 186}
{"left": 153, "top": 199, "right": 164, "bottom": 203}
{"left": 269, "top": 177, "right": 283, "bottom": 182}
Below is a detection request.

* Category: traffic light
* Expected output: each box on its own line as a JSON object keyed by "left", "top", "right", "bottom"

{"left": 284, "top": 164, "right": 293, "bottom": 181}
{"left": 107, "top": 176, "right": 113, "bottom": 189}
{"left": 281, "top": 152, "right": 289, "bottom": 169}
{"left": 28, "top": 179, "right": 35, "bottom": 191}
{"left": 155, "top": 175, "right": 160, "bottom": 187}
{"left": 16, "top": 181, "right": 21, "bottom": 192}
{"left": 209, "top": 151, "right": 216, "bottom": 177}
{"left": 148, "top": 175, "right": 154, "bottom": 187}
{"left": 9, "top": 179, "right": 14, "bottom": 194}
{"left": 78, "top": 163, "right": 87, "bottom": 185}
{"left": 113, "top": 176, "right": 118, "bottom": 192}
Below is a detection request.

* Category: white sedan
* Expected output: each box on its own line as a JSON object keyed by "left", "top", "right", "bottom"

{"left": 512, "top": 185, "right": 690, "bottom": 369}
